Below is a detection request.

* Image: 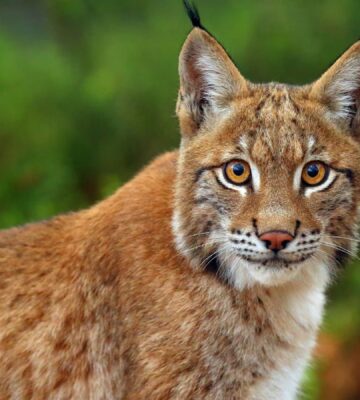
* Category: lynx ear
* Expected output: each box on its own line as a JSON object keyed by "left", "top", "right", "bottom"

{"left": 177, "top": 27, "right": 247, "bottom": 137}
{"left": 310, "top": 41, "right": 360, "bottom": 134}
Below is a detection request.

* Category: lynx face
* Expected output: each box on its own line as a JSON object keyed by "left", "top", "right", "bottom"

{"left": 173, "top": 28, "right": 360, "bottom": 288}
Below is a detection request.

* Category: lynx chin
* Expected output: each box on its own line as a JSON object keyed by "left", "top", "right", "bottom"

{"left": 1, "top": 2, "right": 360, "bottom": 399}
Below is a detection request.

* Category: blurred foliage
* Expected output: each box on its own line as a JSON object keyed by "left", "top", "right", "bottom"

{"left": 0, "top": 0, "right": 359, "bottom": 398}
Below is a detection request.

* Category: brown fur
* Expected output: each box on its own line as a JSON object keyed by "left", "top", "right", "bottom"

{"left": 1, "top": 24, "right": 360, "bottom": 399}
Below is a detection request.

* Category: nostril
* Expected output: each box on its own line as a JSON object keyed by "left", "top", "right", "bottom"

{"left": 259, "top": 231, "right": 294, "bottom": 252}
{"left": 263, "top": 240, "right": 272, "bottom": 249}
{"left": 281, "top": 240, "right": 291, "bottom": 249}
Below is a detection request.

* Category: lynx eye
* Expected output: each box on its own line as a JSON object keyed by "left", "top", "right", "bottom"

{"left": 224, "top": 160, "right": 251, "bottom": 185}
{"left": 301, "top": 161, "right": 328, "bottom": 186}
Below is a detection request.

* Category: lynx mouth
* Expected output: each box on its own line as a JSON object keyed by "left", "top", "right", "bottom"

{"left": 241, "top": 254, "right": 313, "bottom": 268}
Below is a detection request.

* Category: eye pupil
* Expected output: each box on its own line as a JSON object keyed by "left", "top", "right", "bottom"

{"left": 224, "top": 160, "right": 251, "bottom": 186}
{"left": 232, "top": 163, "right": 245, "bottom": 176}
{"left": 307, "top": 164, "right": 319, "bottom": 178}
{"left": 301, "top": 161, "right": 328, "bottom": 187}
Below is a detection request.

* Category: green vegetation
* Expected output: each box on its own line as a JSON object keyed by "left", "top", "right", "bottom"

{"left": 1, "top": 1, "right": 359, "bottom": 398}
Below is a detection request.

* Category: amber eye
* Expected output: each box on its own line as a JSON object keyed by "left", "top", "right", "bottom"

{"left": 301, "top": 161, "right": 328, "bottom": 186}
{"left": 224, "top": 160, "right": 251, "bottom": 185}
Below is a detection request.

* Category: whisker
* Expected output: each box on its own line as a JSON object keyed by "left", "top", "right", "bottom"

{"left": 185, "top": 231, "right": 213, "bottom": 238}
{"left": 217, "top": 245, "right": 233, "bottom": 275}
{"left": 322, "top": 234, "right": 360, "bottom": 243}
{"left": 164, "top": 238, "right": 226, "bottom": 265}
{"left": 180, "top": 238, "right": 228, "bottom": 255}
{"left": 320, "top": 241, "right": 359, "bottom": 260}
{"left": 320, "top": 240, "right": 356, "bottom": 255}
{"left": 313, "top": 250, "right": 343, "bottom": 277}
{"left": 314, "top": 248, "right": 338, "bottom": 264}
{"left": 199, "top": 244, "right": 228, "bottom": 271}
{"left": 320, "top": 243, "right": 355, "bottom": 258}
{"left": 208, "top": 245, "right": 232, "bottom": 280}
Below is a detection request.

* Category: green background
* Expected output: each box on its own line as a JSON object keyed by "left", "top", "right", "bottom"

{"left": 1, "top": 1, "right": 359, "bottom": 398}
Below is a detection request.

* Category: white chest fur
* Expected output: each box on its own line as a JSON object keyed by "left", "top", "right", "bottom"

{"left": 247, "top": 262, "right": 328, "bottom": 400}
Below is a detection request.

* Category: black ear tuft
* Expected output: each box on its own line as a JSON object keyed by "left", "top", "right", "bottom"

{"left": 183, "top": 0, "right": 203, "bottom": 29}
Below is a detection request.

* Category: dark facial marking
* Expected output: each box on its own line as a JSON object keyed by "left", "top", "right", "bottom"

{"left": 194, "top": 164, "right": 223, "bottom": 183}
{"left": 204, "top": 254, "right": 221, "bottom": 274}
{"left": 252, "top": 219, "right": 259, "bottom": 236}
{"left": 288, "top": 96, "right": 300, "bottom": 114}
{"left": 334, "top": 248, "right": 350, "bottom": 269}
{"left": 203, "top": 255, "right": 231, "bottom": 286}
{"left": 255, "top": 98, "right": 267, "bottom": 117}
{"left": 195, "top": 196, "right": 215, "bottom": 205}
{"left": 331, "top": 166, "right": 354, "bottom": 185}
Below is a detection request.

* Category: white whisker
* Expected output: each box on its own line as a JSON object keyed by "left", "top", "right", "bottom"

{"left": 320, "top": 240, "right": 359, "bottom": 261}
{"left": 322, "top": 234, "right": 360, "bottom": 243}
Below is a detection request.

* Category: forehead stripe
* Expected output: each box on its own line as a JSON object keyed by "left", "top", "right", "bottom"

{"left": 255, "top": 97, "right": 267, "bottom": 117}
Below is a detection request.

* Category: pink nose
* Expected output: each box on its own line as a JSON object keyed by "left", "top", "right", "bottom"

{"left": 259, "top": 231, "right": 294, "bottom": 252}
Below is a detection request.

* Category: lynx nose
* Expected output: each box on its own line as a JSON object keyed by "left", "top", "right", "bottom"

{"left": 259, "top": 231, "right": 294, "bottom": 252}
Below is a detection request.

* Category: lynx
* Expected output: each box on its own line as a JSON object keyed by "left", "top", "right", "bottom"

{"left": 1, "top": 2, "right": 360, "bottom": 399}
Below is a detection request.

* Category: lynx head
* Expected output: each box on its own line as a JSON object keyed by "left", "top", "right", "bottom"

{"left": 173, "top": 3, "right": 360, "bottom": 289}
